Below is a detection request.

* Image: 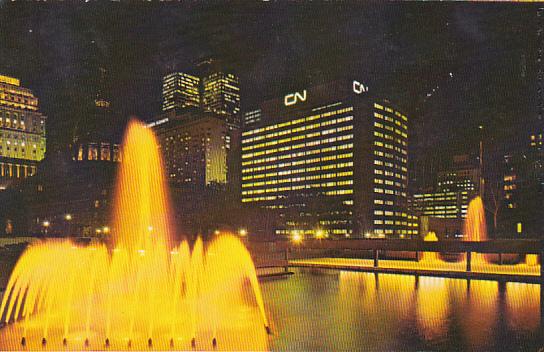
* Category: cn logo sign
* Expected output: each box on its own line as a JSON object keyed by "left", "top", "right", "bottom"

{"left": 284, "top": 90, "right": 307, "bottom": 106}
{"left": 353, "top": 80, "right": 368, "bottom": 94}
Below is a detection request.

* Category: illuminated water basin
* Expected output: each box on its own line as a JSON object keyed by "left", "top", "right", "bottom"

{"left": 263, "top": 268, "right": 543, "bottom": 351}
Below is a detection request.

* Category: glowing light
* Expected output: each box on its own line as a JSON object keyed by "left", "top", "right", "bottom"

{"left": 292, "top": 231, "right": 302, "bottom": 243}
{"left": 42, "top": 220, "right": 50, "bottom": 228}
{"left": 238, "top": 228, "right": 248, "bottom": 237}
{"left": 315, "top": 229, "right": 325, "bottom": 239}
{"left": 103, "top": 226, "right": 110, "bottom": 234}
{"left": 64, "top": 214, "right": 72, "bottom": 221}
{"left": 0, "top": 120, "right": 269, "bottom": 350}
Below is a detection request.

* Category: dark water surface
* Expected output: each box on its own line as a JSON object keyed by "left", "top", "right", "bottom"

{"left": 261, "top": 268, "right": 543, "bottom": 351}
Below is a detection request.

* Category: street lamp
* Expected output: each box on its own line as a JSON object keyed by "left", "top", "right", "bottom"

{"left": 103, "top": 226, "right": 110, "bottom": 234}
{"left": 315, "top": 229, "right": 325, "bottom": 239}
{"left": 42, "top": 220, "right": 50, "bottom": 234}
{"left": 291, "top": 230, "right": 303, "bottom": 244}
{"left": 238, "top": 228, "right": 248, "bottom": 237}
{"left": 64, "top": 214, "right": 72, "bottom": 221}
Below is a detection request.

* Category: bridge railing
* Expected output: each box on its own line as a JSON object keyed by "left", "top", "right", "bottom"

{"left": 267, "top": 239, "right": 544, "bottom": 280}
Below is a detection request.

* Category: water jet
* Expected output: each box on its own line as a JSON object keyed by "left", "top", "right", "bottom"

{"left": 0, "top": 120, "right": 270, "bottom": 351}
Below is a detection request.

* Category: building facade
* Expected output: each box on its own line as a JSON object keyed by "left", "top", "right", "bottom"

{"left": 161, "top": 60, "right": 241, "bottom": 128}
{"left": 151, "top": 112, "right": 236, "bottom": 188}
{"left": 162, "top": 72, "right": 201, "bottom": 112}
{"left": 0, "top": 74, "right": 46, "bottom": 190}
{"left": 241, "top": 80, "right": 411, "bottom": 238}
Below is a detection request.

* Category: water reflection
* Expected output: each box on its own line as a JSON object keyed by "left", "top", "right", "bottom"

{"left": 263, "top": 269, "right": 542, "bottom": 351}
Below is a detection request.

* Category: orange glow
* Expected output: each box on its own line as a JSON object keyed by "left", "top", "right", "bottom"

{"left": 421, "top": 231, "right": 439, "bottom": 264}
{"left": 0, "top": 120, "right": 269, "bottom": 351}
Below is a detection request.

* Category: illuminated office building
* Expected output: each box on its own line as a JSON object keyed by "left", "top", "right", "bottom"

{"left": 0, "top": 74, "right": 46, "bottom": 190}
{"left": 162, "top": 72, "right": 201, "bottom": 112}
{"left": 202, "top": 72, "right": 240, "bottom": 123}
{"left": 162, "top": 60, "right": 241, "bottom": 128}
{"left": 241, "top": 80, "right": 410, "bottom": 238}
{"left": 243, "top": 109, "right": 262, "bottom": 128}
{"left": 411, "top": 155, "right": 479, "bottom": 220}
{"left": 411, "top": 191, "right": 470, "bottom": 219}
{"left": 151, "top": 111, "right": 236, "bottom": 188}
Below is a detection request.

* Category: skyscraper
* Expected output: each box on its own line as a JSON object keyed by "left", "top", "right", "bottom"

{"left": 202, "top": 72, "right": 240, "bottom": 121}
{"left": 162, "top": 72, "right": 201, "bottom": 112}
{"left": 0, "top": 74, "right": 46, "bottom": 190}
{"left": 162, "top": 59, "right": 241, "bottom": 127}
{"left": 151, "top": 112, "right": 235, "bottom": 188}
{"left": 241, "top": 80, "right": 411, "bottom": 238}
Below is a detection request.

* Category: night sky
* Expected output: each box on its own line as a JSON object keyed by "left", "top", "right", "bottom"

{"left": 0, "top": 2, "right": 540, "bottom": 154}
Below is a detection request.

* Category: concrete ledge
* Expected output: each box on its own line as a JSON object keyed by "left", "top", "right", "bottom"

{"left": 289, "top": 262, "right": 543, "bottom": 284}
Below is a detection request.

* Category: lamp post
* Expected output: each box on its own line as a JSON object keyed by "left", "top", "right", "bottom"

{"left": 42, "top": 220, "right": 50, "bottom": 235}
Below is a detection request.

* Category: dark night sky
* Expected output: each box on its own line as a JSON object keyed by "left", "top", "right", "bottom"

{"left": 0, "top": 2, "right": 540, "bottom": 154}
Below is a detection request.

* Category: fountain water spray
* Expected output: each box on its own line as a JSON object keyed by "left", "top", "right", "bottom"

{"left": 0, "top": 120, "right": 269, "bottom": 350}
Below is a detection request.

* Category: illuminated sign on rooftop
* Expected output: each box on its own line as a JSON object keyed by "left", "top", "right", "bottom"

{"left": 353, "top": 80, "right": 368, "bottom": 94}
{"left": 284, "top": 90, "right": 307, "bottom": 106}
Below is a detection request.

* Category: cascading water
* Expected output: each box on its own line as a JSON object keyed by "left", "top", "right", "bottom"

{"left": 421, "top": 232, "right": 439, "bottom": 263}
{"left": 0, "top": 120, "right": 269, "bottom": 350}
{"left": 463, "top": 196, "right": 487, "bottom": 242}
{"left": 463, "top": 196, "right": 488, "bottom": 264}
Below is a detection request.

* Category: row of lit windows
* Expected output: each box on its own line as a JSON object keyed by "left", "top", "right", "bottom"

{"left": 0, "top": 162, "right": 37, "bottom": 178}
{"left": 242, "top": 144, "right": 353, "bottom": 166}
{"left": 373, "top": 104, "right": 408, "bottom": 122}
{"left": 242, "top": 107, "right": 354, "bottom": 138}
{"left": 242, "top": 182, "right": 353, "bottom": 195}
{"left": 243, "top": 136, "right": 353, "bottom": 158}
{"left": 243, "top": 172, "right": 353, "bottom": 186}
{"left": 242, "top": 118, "right": 354, "bottom": 147}
{"left": 243, "top": 162, "right": 354, "bottom": 180}
{"left": 374, "top": 121, "right": 408, "bottom": 137}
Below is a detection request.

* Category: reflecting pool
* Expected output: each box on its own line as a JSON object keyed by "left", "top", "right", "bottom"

{"left": 262, "top": 269, "right": 543, "bottom": 351}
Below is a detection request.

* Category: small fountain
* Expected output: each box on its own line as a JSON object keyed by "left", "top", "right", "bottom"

{"left": 463, "top": 196, "right": 487, "bottom": 242}
{"left": 463, "top": 196, "right": 489, "bottom": 264}
{"left": 0, "top": 120, "right": 269, "bottom": 350}
{"left": 421, "top": 232, "right": 439, "bottom": 263}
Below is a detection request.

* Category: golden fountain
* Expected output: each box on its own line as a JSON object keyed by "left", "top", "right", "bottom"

{"left": 0, "top": 120, "right": 269, "bottom": 351}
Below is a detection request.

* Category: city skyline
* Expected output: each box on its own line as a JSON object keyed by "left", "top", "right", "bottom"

{"left": 0, "top": 2, "right": 540, "bottom": 153}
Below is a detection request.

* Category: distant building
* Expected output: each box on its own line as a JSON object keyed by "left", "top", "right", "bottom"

{"left": 411, "top": 154, "right": 479, "bottom": 221}
{"left": 243, "top": 109, "right": 262, "bottom": 128}
{"left": 22, "top": 66, "right": 121, "bottom": 237}
{"left": 161, "top": 59, "right": 241, "bottom": 128}
{"left": 411, "top": 191, "right": 471, "bottom": 219}
{"left": 202, "top": 72, "right": 240, "bottom": 119}
{"left": 0, "top": 74, "right": 46, "bottom": 190}
{"left": 151, "top": 111, "right": 238, "bottom": 189}
{"left": 241, "top": 80, "right": 412, "bottom": 239}
{"left": 162, "top": 72, "right": 201, "bottom": 112}
{"left": 500, "top": 133, "right": 544, "bottom": 238}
